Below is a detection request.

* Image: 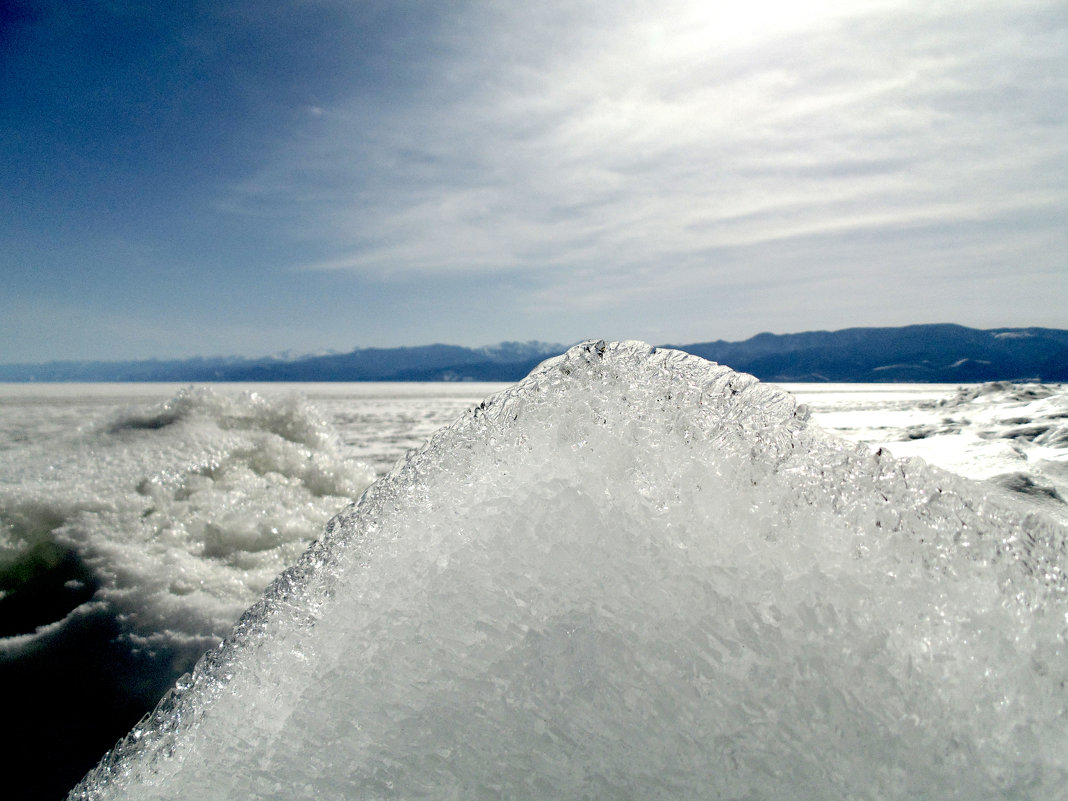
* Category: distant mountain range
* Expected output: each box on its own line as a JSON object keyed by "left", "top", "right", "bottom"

{"left": 0, "top": 341, "right": 563, "bottom": 383}
{"left": 2, "top": 325, "right": 1066, "bottom": 383}
{"left": 668, "top": 324, "right": 1068, "bottom": 383}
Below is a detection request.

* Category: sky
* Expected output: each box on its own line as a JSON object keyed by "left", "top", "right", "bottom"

{"left": 1, "top": 0, "right": 1066, "bottom": 363}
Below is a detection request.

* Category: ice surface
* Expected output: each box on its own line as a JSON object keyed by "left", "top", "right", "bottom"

{"left": 795, "top": 380, "right": 1068, "bottom": 516}
{"left": 72, "top": 342, "right": 1068, "bottom": 800}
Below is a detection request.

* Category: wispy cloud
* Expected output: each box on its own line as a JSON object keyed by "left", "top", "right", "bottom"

{"left": 224, "top": 1, "right": 1061, "bottom": 321}
{"left": 80, "top": 0, "right": 1058, "bottom": 349}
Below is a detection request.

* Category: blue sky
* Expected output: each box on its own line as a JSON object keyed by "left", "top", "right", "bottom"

{"left": 2, "top": 0, "right": 1065, "bottom": 362}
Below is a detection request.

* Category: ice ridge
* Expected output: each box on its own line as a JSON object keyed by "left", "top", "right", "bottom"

{"left": 73, "top": 341, "right": 1068, "bottom": 800}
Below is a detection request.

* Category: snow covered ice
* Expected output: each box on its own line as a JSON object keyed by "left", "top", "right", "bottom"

{"left": 72, "top": 342, "right": 1068, "bottom": 800}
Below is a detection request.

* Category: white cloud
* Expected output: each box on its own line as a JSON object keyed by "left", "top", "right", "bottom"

{"left": 225, "top": 0, "right": 1067, "bottom": 336}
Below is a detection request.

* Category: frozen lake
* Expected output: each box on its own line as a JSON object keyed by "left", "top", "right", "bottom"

{"left": 1, "top": 368, "right": 1066, "bottom": 799}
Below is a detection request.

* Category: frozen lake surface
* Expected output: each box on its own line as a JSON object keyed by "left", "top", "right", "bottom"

{"left": 1, "top": 356, "right": 1066, "bottom": 799}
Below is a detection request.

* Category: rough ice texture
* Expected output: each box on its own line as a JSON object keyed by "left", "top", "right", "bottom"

{"left": 1, "top": 387, "right": 372, "bottom": 657}
{"left": 73, "top": 341, "right": 1068, "bottom": 800}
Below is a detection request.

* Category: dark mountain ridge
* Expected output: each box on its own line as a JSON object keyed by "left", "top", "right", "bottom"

{"left": 671, "top": 324, "right": 1068, "bottom": 382}
{"left": 2, "top": 326, "right": 1066, "bottom": 383}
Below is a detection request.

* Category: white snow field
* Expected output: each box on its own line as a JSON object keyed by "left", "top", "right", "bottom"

{"left": 70, "top": 341, "right": 1067, "bottom": 800}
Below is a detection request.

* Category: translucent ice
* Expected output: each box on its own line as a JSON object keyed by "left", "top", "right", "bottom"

{"left": 73, "top": 342, "right": 1068, "bottom": 800}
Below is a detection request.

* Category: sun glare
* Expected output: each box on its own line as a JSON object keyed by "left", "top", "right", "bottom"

{"left": 672, "top": 0, "right": 866, "bottom": 48}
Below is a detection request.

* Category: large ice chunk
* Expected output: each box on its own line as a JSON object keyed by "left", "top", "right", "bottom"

{"left": 73, "top": 341, "right": 1068, "bottom": 800}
